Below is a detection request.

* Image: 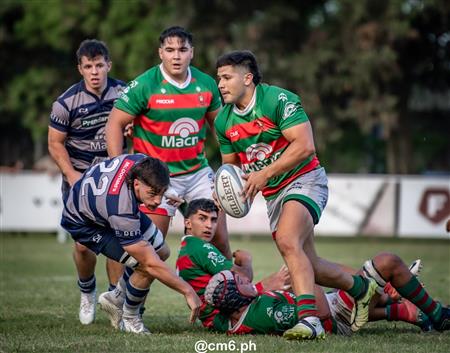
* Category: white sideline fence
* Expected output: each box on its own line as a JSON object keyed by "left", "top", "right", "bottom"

{"left": 0, "top": 172, "right": 449, "bottom": 239}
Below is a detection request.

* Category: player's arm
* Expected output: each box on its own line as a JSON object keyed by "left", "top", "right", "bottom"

{"left": 205, "top": 108, "right": 220, "bottom": 137}
{"left": 231, "top": 249, "right": 253, "bottom": 281}
{"left": 106, "top": 107, "right": 135, "bottom": 157}
{"left": 221, "top": 152, "right": 241, "bottom": 167}
{"left": 243, "top": 122, "right": 315, "bottom": 200}
{"left": 48, "top": 127, "right": 81, "bottom": 186}
{"left": 265, "top": 122, "right": 315, "bottom": 178}
{"left": 123, "top": 240, "right": 201, "bottom": 323}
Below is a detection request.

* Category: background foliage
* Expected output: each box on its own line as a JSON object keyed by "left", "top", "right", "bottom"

{"left": 1, "top": 0, "right": 449, "bottom": 173}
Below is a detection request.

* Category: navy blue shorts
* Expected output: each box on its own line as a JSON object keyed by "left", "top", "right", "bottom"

{"left": 62, "top": 212, "right": 163, "bottom": 264}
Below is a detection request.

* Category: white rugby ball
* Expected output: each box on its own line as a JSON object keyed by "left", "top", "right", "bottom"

{"left": 214, "top": 164, "right": 251, "bottom": 218}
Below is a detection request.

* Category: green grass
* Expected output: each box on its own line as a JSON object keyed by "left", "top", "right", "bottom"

{"left": 0, "top": 234, "right": 449, "bottom": 353}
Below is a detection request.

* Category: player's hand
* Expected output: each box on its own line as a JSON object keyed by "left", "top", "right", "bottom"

{"left": 164, "top": 188, "right": 184, "bottom": 207}
{"left": 212, "top": 190, "right": 223, "bottom": 211}
{"left": 233, "top": 249, "right": 252, "bottom": 266}
{"left": 260, "top": 264, "right": 291, "bottom": 291}
{"left": 184, "top": 289, "right": 202, "bottom": 324}
{"left": 67, "top": 170, "right": 82, "bottom": 186}
{"left": 123, "top": 123, "right": 133, "bottom": 138}
{"left": 242, "top": 170, "right": 269, "bottom": 202}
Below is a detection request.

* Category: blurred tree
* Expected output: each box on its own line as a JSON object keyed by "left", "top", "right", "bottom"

{"left": 0, "top": 0, "right": 448, "bottom": 173}
{"left": 286, "top": 0, "right": 450, "bottom": 173}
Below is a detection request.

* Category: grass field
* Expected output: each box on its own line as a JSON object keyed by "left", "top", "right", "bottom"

{"left": 0, "top": 234, "right": 449, "bottom": 353}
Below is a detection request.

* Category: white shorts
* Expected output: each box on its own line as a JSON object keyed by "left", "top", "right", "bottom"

{"left": 266, "top": 167, "right": 328, "bottom": 232}
{"left": 326, "top": 290, "right": 354, "bottom": 336}
{"left": 142, "top": 167, "right": 215, "bottom": 217}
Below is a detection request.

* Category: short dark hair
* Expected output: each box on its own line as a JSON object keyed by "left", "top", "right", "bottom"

{"left": 216, "top": 50, "right": 262, "bottom": 85}
{"left": 184, "top": 198, "right": 218, "bottom": 218}
{"left": 76, "top": 39, "right": 110, "bottom": 64}
{"left": 159, "top": 26, "right": 193, "bottom": 47}
{"left": 126, "top": 156, "right": 170, "bottom": 194}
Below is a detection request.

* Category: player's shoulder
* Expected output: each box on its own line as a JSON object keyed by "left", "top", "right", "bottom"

{"left": 130, "top": 66, "right": 160, "bottom": 87}
{"left": 184, "top": 235, "right": 205, "bottom": 245}
{"left": 108, "top": 77, "right": 127, "bottom": 88}
{"left": 190, "top": 66, "right": 215, "bottom": 83}
{"left": 55, "top": 80, "right": 84, "bottom": 102}
{"left": 259, "top": 84, "right": 298, "bottom": 102}
{"left": 215, "top": 104, "right": 233, "bottom": 124}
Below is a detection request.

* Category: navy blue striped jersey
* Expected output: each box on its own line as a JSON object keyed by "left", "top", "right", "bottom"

{"left": 62, "top": 154, "right": 147, "bottom": 246}
{"left": 49, "top": 77, "right": 126, "bottom": 172}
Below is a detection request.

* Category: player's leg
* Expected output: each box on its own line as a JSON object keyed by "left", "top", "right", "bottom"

{"left": 276, "top": 169, "right": 376, "bottom": 334}
{"left": 276, "top": 201, "right": 325, "bottom": 340}
{"left": 120, "top": 234, "right": 168, "bottom": 334}
{"left": 371, "top": 252, "right": 449, "bottom": 331}
{"left": 98, "top": 219, "right": 167, "bottom": 332}
{"left": 105, "top": 259, "right": 124, "bottom": 291}
{"left": 73, "top": 242, "right": 97, "bottom": 325}
{"left": 121, "top": 267, "right": 153, "bottom": 334}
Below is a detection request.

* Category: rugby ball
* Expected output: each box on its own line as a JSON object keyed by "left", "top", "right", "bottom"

{"left": 214, "top": 164, "right": 251, "bottom": 218}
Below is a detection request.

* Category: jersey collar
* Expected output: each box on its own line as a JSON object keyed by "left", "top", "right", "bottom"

{"left": 80, "top": 77, "right": 111, "bottom": 101}
{"left": 159, "top": 64, "right": 192, "bottom": 89}
{"left": 232, "top": 86, "right": 257, "bottom": 117}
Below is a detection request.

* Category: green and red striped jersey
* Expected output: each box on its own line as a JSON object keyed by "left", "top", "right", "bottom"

{"left": 115, "top": 65, "right": 221, "bottom": 176}
{"left": 176, "top": 235, "right": 233, "bottom": 327}
{"left": 212, "top": 290, "right": 299, "bottom": 334}
{"left": 215, "top": 84, "right": 320, "bottom": 199}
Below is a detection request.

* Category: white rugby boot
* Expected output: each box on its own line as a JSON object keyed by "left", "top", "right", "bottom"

{"left": 98, "top": 291, "right": 123, "bottom": 329}
{"left": 79, "top": 290, "right": 96, "bottom": 325}
{"left": 119, "top": 314, "right": 151, "bottom": 335}
{"left": 283, "top": 316, "right": 325, "bottom": 340}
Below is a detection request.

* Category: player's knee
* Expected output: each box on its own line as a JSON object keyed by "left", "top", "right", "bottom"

{"left": 372, "top": 252, "right": 401, "bottom": 277}
{"left": 134, "top": 265, "right": 153, "bottom": 280}
{"left": 74, "top": 242, "right": 93, "bottom": 255}
{"left": 275, "top": 236, "right": 300, "bottom": 257}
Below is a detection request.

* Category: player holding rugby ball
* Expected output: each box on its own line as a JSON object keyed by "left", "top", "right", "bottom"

{"left": 214, "top": 50, "right": 377, "bottom": 340}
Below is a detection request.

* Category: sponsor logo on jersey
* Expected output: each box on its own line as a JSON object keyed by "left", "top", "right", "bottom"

{"left": 207, "top": 251, "right": 226, "bottom": 266}
{"left": 229, "top": 130, "right": 239, "bottom": 138}
{"left": 198, "top": 93, "right": 206, "bottom": 106}
{"left": 273, "top": 306, "right": 295, "bottom": 324}
{"left": 278, "top": 93, "right": 288, "bottom": 102}
{"left": 282, "top": 102, "right": 297, "bottom": 120}
{"left": 115, "top": 229, "right": 141, "bottom": 237}
{"left": 161, "top": 118, "right": 199, "bottom": 148}
{"left": 79, "top": 107, "right": 89, "bottom": 114}
{"left": 81, "top": 115, "right": 108, "bottom": 128}
{"left": 203, "top": 243, "right": 214, "bottom": 250}
{"left": 92, "top": 234, "right": 103, "bottom": 243}
{"left": 155, "top": 98, "right": 175, "bottom": 104}
{"left": 89, "top": 129, "right": 107, "bottom": 151}
{"left": 90, "top": 140, "right": 107, "bottom": 150}
{"left": 246, "top": 143, "right": 273, "bottom": 162}
{"left": 108, "top": 159, "right": 136, "bottom": 195}
{"left": 242, "top": 151, "right": 282, "bottom": 173}
{"left": 120, "top": 80, "right": 138, "bottom": 103}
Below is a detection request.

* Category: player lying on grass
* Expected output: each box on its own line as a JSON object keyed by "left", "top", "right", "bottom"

{"left": 61, "top": 154, "right": 201, "bottom": 334}
{"left": 204, "top": 254, "right": 450, "bottom": 336}
{"left": 175, "top": 198, "right": 449, "bottom": 337}
{"left": 175, "top": 198, "right": 291, "bottom": 328}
